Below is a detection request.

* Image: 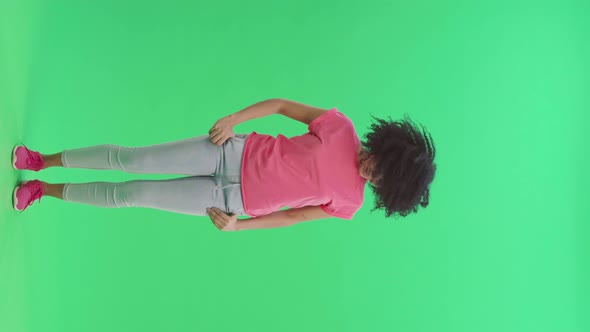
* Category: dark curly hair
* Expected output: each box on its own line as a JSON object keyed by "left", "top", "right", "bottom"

{"left": 361, "top": 113, "right": 437, "bottom": 219}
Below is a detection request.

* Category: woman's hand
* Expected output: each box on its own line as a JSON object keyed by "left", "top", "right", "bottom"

{"left": 209, "top": 116, "right": 236, "bottom": 146}
{"left": 207, "top": 207, "right": 239, "bottom": 231}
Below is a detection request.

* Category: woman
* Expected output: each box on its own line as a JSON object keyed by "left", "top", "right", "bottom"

{"left": 12, "top": 99, "right": 437, "bottom": 231}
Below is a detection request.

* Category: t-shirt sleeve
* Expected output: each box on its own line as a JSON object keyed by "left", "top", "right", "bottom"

{"left": 308, "top": 108, "right": 341, "bottom": 136}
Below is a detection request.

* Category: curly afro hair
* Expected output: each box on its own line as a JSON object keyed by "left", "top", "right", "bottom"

{"left": 360, "top": 113, "right": 437, "bottom": 219}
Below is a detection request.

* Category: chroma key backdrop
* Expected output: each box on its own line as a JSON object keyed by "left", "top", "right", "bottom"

{"left": 1, "top": 1, "right": 588, "bottom": 332}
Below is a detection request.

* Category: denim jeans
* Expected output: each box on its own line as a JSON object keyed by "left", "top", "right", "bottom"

{"left": 60, "top": 134, "right": 250, "bottom": 216}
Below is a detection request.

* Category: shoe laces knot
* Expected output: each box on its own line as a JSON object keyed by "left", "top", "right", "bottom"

{"left": 26, "top": 182, "right": 45, "bottom": 208}
{"left": 23, "top": 144, "right": 45, "bottom": 171}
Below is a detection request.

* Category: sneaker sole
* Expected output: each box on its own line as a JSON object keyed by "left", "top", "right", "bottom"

{"left": 12, "top": 145, "right": 19, "bottom": 170}
{"left": 13, "top": 183, "right": 21, "bottom": 211}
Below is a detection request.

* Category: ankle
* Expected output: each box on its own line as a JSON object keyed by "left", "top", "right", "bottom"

{"left": 42, "top": 182, "right": 65, "bottom": 200}
{"left": 40, "top": 181, "right": 49, "bottom": 194}
{"left": 42, "top": 153, "right": 62, "bottom": 168}
{"left": 41, "top": 155, "right": 51, "bottom": 168}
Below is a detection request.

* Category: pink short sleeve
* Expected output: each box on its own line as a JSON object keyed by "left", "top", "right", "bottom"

{"left": 308, "top": 108, "right": 338, "bottom": 134}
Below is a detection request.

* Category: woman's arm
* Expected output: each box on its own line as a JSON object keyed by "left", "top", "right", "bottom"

{"left": 226, "top": 98, "right": 330, "bottom": 127}
{"left": 237, "top": 209, "right": 300, "bottom": 231}
{"left": 236, "top": 206, "right": 333, "bottom": 231}
{"left": 227, "top": 99, "right": 283, "bottom": 126}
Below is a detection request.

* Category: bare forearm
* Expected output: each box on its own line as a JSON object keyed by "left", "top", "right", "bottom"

{"left": 237, "top": 210, "right": 298, "bottom": 231}
{"left": 227, "top": 99, "right": 283, "bottom": 126}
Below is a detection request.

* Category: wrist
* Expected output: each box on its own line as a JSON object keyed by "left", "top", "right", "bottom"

{"left": 235, "top": 219, "right": 243, "bottom": 231}
{"left": 227, "top": 113, "right": 240, "bottom": 127}
{"left": 236, "top": 218, "right": 253, "bottom": 231}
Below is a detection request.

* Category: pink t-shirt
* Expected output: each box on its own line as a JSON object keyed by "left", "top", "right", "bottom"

{"left": 240, "top": 108, "right": 367, "bottom": 219}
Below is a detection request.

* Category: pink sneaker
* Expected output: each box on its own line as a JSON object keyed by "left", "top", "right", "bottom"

{"left": 12, "top": 144, "right": 45, "bottom": 171}
{"left": 13, "top": 180, "right": 45, "bottom": 212}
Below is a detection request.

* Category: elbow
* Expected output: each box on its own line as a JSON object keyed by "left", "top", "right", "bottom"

{"left": 268, "top": 98, "right": 285, "bottom": 113}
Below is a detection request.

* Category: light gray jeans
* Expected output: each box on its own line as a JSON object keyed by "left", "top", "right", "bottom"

{"left": 60, "top": 134, "right": 250, "bottom": 217}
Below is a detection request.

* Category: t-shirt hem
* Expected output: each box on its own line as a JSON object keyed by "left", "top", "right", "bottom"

{"left": 241, "top": 132, "right": 257, "bottom": 218}
{"left": 320, "top": 205, "right": 354, "bottom": 220}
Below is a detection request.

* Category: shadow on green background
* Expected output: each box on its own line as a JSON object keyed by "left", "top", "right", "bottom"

{"left": 1, "top": 1, "right": 588, "bottom": 332}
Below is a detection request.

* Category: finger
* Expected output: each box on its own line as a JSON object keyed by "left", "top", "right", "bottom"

{"left": 211, "top": 134, "right": 224, "bottom": 145}
{"left": 218, "top": 218, "right": 227, "bottom": 230}
{"left": 209, "top": 207, "right": 225, "bottom": 219}
{"left": 214, "top": 209, "right": 231, "bottom": 226}
{"left": 210, "top": 216, "right": 219, "bottom": 228}
{"left": 210, "top": 214, "right": 226, "bottom": 230}
{"left": 211, "top": 207, "right": 227, "bottom": 220}
{"left": 212, "top": 218, "right": 223, "bottom": 230}
{"left": 210, "top": 127, "right": 221, "bottom": 137}
{"left": 209, "top": 211, "right": 223, "bottom": 230}
{"left": 213, "top": 217, "right": 223, "bottom": 230}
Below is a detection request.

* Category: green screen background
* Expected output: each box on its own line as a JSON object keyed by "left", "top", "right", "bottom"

{"left": 1, "top": 1, "right": 588, "bottom": 331}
